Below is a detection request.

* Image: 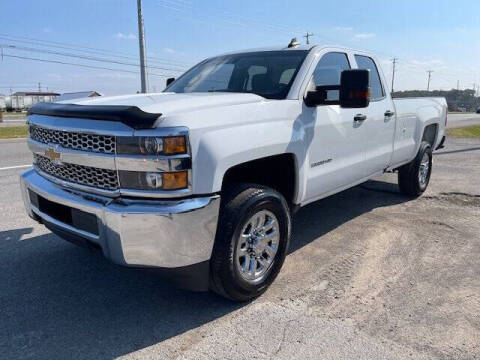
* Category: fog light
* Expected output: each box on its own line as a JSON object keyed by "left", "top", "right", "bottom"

{"left": 162, "top": 171, "right": 188, "bottom": 190}
{"left": 145, "top": 172, "right": 163, "bottom": 189}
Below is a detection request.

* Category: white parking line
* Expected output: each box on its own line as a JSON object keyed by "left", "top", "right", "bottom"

{"left": 0, "top": 164, "right": 31, "bottom": 171}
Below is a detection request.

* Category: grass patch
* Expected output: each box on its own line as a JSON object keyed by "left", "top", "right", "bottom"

{"left": 0, "top": 125, "right": 28, "bottom": 139}
{"left": 446, "top": 125, "right": 480, "bottom": 138}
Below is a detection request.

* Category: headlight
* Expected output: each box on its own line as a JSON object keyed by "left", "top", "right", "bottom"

{"left": 117, "top": 136, "right": 187, "bottom": 155}
{"left": 119, "top": 170, "right": 188, "bottom": 190}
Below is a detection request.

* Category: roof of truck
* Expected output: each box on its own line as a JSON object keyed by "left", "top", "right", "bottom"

{"left": 217, "top": 43, "right": 373, "bottom": 57}
{"left": 217, "top": 44, "right": 315, "bottom": 57}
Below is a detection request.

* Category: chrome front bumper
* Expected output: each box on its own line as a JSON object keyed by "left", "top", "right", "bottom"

{"left": 20, "top": 168, "right": 220, "bottom": 268}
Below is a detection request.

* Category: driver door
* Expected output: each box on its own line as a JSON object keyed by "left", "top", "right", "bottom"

{"left": 303, "top": 51, "right": 368, "bottom": 201}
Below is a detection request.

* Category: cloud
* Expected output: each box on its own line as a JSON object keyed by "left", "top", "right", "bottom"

{"left": 334, "top": 26, "right": 353, "bottom": 32}
{"left": 43, "top": 27, "right": 52, "bottom": 33}
{"left": 114, "top": 32, "right": 137, "bottom": 40}
{"left": 354, "top": 33, "right": 376, "bottom": 39}
{"left": 163, "top": 47, "right": 176, "bottom": 54}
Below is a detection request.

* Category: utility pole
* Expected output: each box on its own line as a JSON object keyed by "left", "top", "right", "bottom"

{"left": 38, "top": 82, "right": 41, "bottom": 92}
{"left": 426, "top": 70, "right": 433, "bottom": 91}
{"left": 137, "top": 0, "right": 148, "bottom": 93}
{"left": 391, "top": 58, "right": 397, "bottom": 95}
{"left": 303, "top": 32, "right": 314, "bottom": 45}
{"left": 456, "top": 80, "right": 460, "bottom": 111}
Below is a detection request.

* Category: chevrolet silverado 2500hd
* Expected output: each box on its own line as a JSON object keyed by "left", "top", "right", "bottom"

{"left": 20, "top": 43, "right": 447, "bottom": 301}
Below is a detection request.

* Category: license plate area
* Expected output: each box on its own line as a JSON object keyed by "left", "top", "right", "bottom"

{"left": 28, "top": 189, "right": 99, "bottom": 236}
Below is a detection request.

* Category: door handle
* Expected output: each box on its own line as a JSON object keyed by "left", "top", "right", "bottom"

{"left": 384, "top": 110, "right": 395, "bottom": 117}
{"left": 354, "top": 114, "right": 367, "bottom": 122}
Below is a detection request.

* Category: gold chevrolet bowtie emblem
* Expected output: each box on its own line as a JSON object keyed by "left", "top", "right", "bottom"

{"left": 45, "top": 146, "right": 61, "bottom": 162}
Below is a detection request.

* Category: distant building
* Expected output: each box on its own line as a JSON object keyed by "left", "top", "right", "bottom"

{"left": 56, "top": 91, "right": 102, "bottom": 102}
{"left": 6, "top": 91, "right": 60, "bottom": 111}
{"left": 0, "top": 94, "right": 6, "bottom": 110}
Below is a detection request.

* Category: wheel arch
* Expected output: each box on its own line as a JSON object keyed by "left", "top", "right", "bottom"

{"left": 221, "top": 153, "right": 299, "bottom": 206}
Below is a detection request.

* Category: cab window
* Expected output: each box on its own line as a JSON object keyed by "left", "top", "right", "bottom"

{"left": 354, "top": 55, "right": 385, "bottom": 100}
{"left": 309, "top": 52, "right": 351, "bottom": 101}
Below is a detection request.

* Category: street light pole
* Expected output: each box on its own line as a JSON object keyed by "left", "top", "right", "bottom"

{"left": 137, "top": 0, "right": 148, "bottom": 93}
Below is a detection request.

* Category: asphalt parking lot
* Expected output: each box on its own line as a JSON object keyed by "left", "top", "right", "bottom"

{"left": 1, "top": 135, "right": 479, "bottom": 359}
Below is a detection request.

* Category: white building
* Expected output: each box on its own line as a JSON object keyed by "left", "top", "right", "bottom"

{"left": 6, "top": 92, "right": 60, "bottom": 111}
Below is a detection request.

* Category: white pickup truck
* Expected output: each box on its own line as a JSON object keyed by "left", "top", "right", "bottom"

{"left": 20, "top": 42, "right": 447, "bottom": 301}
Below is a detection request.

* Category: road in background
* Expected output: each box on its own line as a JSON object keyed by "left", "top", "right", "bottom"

{"left": 447, "top": 113, "right": 480, "bottom": 128}
{"left": 0, "top": 139, "right": 31, "bottom": 168}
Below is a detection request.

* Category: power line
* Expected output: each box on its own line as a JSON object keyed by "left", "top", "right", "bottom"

{"left": 0, "top": 33, "right": 194, "bottom": 67}
{"left": 1, "top": 44, "right": 186, "bottom": 72}
{"left": 2, "top": 53, "right": 174, "bottom": 77}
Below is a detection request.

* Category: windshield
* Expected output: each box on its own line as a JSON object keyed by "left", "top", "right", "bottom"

{"left": 165, "top": 50, "right": 308, "bottom": 99}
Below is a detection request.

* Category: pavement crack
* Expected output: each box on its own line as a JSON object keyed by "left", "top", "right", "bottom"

{"left": 272, "top": 319, "right": 296, "bottom": 358}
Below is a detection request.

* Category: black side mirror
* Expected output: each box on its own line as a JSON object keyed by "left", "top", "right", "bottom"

{"left": 304, "top": 69, "right": 370, "bottom": 108}
{"left": 339, "top": 69, "right": 370, "bottom": 108}
{"left": 166, "top": 77, "right": 175, "bottom": 87}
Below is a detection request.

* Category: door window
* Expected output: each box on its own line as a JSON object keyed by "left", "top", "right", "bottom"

{"left": 354, "top": 55, "right": 384, "bottom": 100}
{"left": 309, "top": 52, "right": 351, "bottom": 101}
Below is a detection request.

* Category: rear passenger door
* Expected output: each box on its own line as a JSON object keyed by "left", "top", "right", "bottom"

{"left": 354, "top": 55, "right": 396, "bottom": 175}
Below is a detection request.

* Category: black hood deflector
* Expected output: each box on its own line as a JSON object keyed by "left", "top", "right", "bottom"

{"left": 28, "top": 102, "right": 161, "bottom": 129}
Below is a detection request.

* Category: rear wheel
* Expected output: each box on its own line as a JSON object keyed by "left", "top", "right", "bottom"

{"left": 210, "top": 184, "right": 291, "bottom": 301}
{"left": 398, "top": 141, "right": 432, "bottom": 196}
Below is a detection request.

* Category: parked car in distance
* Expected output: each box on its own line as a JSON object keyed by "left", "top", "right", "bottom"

{"left": 21, "top": 41, "right": 447, "bottom": 301}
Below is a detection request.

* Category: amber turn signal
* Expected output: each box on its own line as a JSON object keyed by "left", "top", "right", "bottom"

{"left": 163, "top": 136, "right": 187, "bottom": 155}
{"left": 162, "top": 171, "right": 188, "bottom": 190}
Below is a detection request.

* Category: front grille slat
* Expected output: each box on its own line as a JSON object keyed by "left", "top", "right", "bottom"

{"left": 34, "top": 154, "right": 119, "bottom": 191}
{"left": 29, "top": 125, "right": 115, "bottom": 154}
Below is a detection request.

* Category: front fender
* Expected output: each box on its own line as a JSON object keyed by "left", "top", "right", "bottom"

{"left": 191, "top": 120, "right": 306, "bottom": 198}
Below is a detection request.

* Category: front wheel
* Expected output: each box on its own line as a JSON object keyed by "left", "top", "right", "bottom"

{"left": 398, "top": 141, "right": 433, "bottom": 196}
{"left": 210, "top": 184, "right": 291, "bottom": 301}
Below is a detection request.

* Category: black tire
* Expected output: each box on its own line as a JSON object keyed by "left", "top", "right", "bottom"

{"left": 210, "top": 184, "right": 291, "bottom": 301}
{"left": 398, "top": 141, "right": 433, "bottom": 196}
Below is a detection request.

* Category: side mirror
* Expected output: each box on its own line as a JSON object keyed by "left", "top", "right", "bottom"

{"left": 304, "top": 69, "right": 370, "bottom": 108}
{"left": 166, "top": 77, "right": 175, "bottom": 87}
{"left": 339, "top": 69, "right": 370, "bottom": 108}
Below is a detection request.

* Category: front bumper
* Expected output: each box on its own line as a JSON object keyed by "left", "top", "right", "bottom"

{"left": 20, "top": 168, "right": 220, "bottom": 269}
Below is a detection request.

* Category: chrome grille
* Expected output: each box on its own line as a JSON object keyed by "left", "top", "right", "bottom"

{"left": 29, "top": 125, "right": 116, "bottom": 154}
{"left": 34, "top": 154, "right": 119, "bottom": 191}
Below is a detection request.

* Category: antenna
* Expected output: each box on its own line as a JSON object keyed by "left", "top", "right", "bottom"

{"left": 288, "top": 38, "right": 300, "bottom": 48}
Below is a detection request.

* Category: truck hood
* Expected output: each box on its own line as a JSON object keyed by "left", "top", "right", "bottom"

{"left": 70, "top": 92, "right": 265, "bottom": 116}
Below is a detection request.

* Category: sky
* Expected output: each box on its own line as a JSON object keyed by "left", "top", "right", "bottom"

{"left": 1, "top": 0, "right": 479, "bottom": 96}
